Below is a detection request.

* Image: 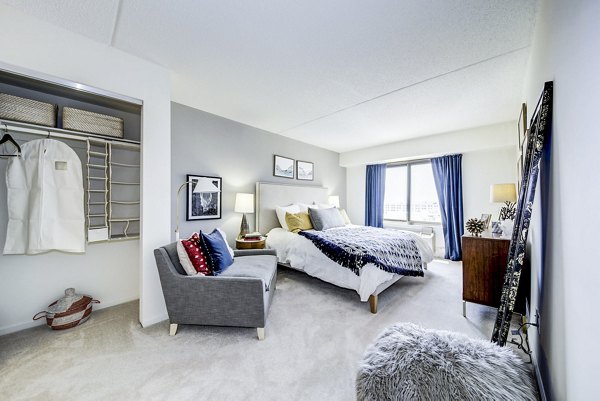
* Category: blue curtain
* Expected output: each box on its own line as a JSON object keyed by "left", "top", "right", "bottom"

{"left": 365, "top": 164, "right": 386, "bottom": 227}
{"left": 431, "top": 154, "right": 464, "bottom": 261}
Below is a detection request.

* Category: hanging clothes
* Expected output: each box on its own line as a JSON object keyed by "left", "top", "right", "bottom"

{"left": 4, "top": 138, "right": 85, "bottom": 254}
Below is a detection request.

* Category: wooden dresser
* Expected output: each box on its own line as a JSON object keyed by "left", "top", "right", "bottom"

{"left": 462, "top": 234, "right": 529, "bottom": 317}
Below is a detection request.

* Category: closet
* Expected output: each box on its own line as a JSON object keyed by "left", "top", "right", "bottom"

{"left": 0, "top": 68, "right": 142, "bottom": 245}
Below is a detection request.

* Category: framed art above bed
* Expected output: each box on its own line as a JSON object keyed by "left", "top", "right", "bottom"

{"left": 273, "top": 155, "right": 294, "bottom": 179}
{"left": 296, "top": 160, "right": 314, "bottom": 181}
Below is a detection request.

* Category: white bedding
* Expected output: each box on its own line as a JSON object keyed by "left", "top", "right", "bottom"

{"left": 266, "top": 225, "right": 434, "bottom": 302}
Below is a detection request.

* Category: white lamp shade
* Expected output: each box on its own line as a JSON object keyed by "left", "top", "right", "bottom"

{"left": 235, "top": 193, "right": 255, "bottom": 213}
{"left": 490, "top": 183, "right": 517, "bottom": 203}
{"left": 328, "top": 195, "right": 340, "bottom": 208}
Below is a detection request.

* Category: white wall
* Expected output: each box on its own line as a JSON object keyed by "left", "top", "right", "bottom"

{"left": 0, "top": 5, "right": 171, "bottom": 333}
{"left": 343, "top": 123, "right": 517, "bottom": 257}
{"left": 462, "top": 147, "right": 518, "bottom": 223}
{"left": 524, "top": 0, "right": 600, "bottom": 399}
{"left": 340, "top": 122, "right": 515, "bottom": 167}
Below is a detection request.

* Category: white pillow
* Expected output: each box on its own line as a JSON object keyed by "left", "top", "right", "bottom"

{"left": 176, "top": 240, "right": 199, "bottom": 276}
{"left": 317, "top": 203, "right": 335, "bottom": 209}
{"left": 296, "top": 203, "right": 311, "bottom": 213}
{"left": 276, "top": 204, "right": 301, "bottom": 230}
{"left": 340, "top": 209, "right": 352, "bottom": 225}
{"left": 216, "top": 228, "right": 235, "bottom": 259}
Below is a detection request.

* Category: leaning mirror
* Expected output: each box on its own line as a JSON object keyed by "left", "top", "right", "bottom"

{"left": 491, "top": 81, "right": 553, "bottom": 345}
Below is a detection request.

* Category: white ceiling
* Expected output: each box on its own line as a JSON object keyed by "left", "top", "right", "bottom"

{"left": 2, "top": 0, "right": 537, "bottom": 152}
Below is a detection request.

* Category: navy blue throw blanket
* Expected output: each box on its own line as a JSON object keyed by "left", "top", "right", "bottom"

{"left": 299, "top": 226, "right": 425, "bottom": 277}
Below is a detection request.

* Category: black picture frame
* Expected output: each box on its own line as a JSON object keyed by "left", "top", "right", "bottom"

{"left": 273, "top": 155, "right": 294, "bottom": 179}
{"left": 517, "top": 103, "right": 528, "bottom": 174}
{"left": 296, "top": 160, "right": 314, "bottom": 181}
{"left": 186, "top": 174, "right": 222, "bottom": 221}
{"left": 480, "top": 214, "right": 492, "bottom": 230}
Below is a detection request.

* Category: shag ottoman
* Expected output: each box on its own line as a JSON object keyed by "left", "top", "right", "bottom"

{"left": 356, "top": 323, "right": 538, "bottom": 401}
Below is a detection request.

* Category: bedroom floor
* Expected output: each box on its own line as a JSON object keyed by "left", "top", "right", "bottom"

{"left": 0, "top": 260, "right": 526, "bottom": 401}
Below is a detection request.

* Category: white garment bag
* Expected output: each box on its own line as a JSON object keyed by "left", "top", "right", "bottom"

{"left": 4, "top": 139, "right": 85, "bottom": 254}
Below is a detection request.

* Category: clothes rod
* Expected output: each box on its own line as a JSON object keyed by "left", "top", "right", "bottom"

{"left": 1, "top": 120, "right": 140, "bottom": 149}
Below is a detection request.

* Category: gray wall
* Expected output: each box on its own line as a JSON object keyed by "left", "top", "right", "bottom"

{"left": 171, "top": 102, "right": 346, "bottom": 245}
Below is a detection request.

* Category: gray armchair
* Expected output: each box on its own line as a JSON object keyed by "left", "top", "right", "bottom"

{"left": 154, "top": 243, "right": 277, "bottom": 340}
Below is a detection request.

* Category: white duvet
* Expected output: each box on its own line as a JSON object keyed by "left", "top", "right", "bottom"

{"left": 266, "top": 225, "right": 434, "bottom": 302}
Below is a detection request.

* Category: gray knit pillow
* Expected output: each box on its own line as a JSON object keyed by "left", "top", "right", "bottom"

{"left": 308, "top": 207, "right": 345, "bottom": 231}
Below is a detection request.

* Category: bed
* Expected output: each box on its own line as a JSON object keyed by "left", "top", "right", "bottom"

{"left": 256, "top": 182, "right": 434, "bottom": 313}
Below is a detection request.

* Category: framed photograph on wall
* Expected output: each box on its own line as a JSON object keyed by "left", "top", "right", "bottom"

{"left": 517, "top": 103, "right": 528, "bottom": 173}
{"left": 480, "top": 213, "right": 492, "bottom": 229}
{"left": 296, "top": 160, "right": 314, "bottom": 181}
{"left": 186, "top": 175, "right": 222, "bottom": 220}
{"left": 273, "top": 155, "right": 294, "bottom": 179}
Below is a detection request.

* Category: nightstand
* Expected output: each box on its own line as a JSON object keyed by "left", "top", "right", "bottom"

{"left": 235, "top": 238, "right": 266, "bottom": 250}
{"left": 461, "top": 234, "right": 529, "bottom": 317}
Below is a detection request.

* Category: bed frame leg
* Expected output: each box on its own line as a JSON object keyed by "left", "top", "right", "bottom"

{"left": 169, "top": 323, "right": 178, "bottom": 336}
{"left": 369, "top": 294, "right": 378, "bottom": 314}
{"left": 257, "top": 327, "right": 265, "bottom": 340}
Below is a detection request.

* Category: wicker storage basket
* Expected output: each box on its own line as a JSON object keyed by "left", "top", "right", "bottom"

{"left": 33, "top": 288, "right": 100, "bottom": 330}
{"left": 0, "top": 92, "right": 57, "bottom": 127}
{"left": 63, "top": 107, "right": 124, "bottom": 138}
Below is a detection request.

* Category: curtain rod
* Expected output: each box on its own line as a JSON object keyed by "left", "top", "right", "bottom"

{"left": 1, "top": 120, "right": 140, "bottom": 149}
{"left": 386, "top": 157, "right": 432, "bottom": 166}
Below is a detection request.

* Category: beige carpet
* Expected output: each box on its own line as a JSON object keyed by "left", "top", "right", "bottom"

{"left": 0, "top": 260, "right": 525, "bottom": 401}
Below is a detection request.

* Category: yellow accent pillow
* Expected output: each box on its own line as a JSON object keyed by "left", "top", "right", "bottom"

{"left": 285, "top": 212, "right": 313, "bottom": 233}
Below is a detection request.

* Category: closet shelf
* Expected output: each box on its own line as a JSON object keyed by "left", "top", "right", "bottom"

{"left": 88, "top": 214, "right": 107, "bottom": 218}
{"left": 89, "top": 225, "right": 108, "bottom": 230}
{"left": 111, "top": 181, "right": 139, "bottom": 186}
{"left": 110, "top": 162, "right": 139, "bottom": 168}
{"left": 87, "top": 164, "right": 107, "bottom": 169}
{"left": 88, "top": 177, "right": 107, "bottom": 181}
{"left": 88, "top": 151, "right": 107, "bottom": 157}
{"left": 0, "top": 119, "right": 140, "bottom": 146}
{"left": 88, "top": 202, "right": 107, "bottom": 205}
{"left": 109, "top": 234, "right": 140, "bottom": 241}
{"left": 111, "top": 201, "right": 140, "bottom": 205}
{"left": 87, "top": 189, "right": 108, "bottom": 193}
{"left": 109, "top": 218, "right": 140, "bottom": 222}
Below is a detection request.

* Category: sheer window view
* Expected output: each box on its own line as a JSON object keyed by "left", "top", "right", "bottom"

{"left": 384, "top": 162, "right": 441, "bottom": 223}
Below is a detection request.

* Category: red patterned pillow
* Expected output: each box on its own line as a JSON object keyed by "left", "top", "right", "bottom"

{"left": 181, "top": 233, "right": 212, "bottom": 276}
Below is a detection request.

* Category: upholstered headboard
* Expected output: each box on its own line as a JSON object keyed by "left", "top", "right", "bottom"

{"left": 256, "top": 182, "right": 329, "bottom": 234}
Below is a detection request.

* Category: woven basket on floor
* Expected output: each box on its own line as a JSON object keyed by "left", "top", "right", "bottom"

{"left": 63, "top": 107, "right": 124, "bottom": 138}
{"left": 0, "top": 92, "right": 57, "bottom": 127}
{"left": 33, "top": 288, "right": 100, "bottom": 330}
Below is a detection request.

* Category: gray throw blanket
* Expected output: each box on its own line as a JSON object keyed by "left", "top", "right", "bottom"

{"left": 299, "top": 226, "right": 424, "bottom": 276}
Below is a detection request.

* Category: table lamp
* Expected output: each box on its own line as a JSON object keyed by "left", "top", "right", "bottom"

{"left": 235, "top": 193, "right": 254, "bottom": 239}
{"left": 175, "top": 178, "right": 220, "bottom": 240}
{"left": 490, "top": 183, "right": 517, "bottom": 221}
{"left": 328, "top": 195, "right": 340, "bottom": 208}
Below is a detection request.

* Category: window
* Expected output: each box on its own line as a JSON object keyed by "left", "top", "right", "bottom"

{"left": 383, "top": 161, "right": 441, "bottom": 223}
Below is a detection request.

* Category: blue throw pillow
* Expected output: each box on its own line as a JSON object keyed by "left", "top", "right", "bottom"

{"left": 200, "top": 229, "right": 234, "bottom": 275}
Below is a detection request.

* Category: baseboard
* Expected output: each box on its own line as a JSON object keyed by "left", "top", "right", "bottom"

{"left": 532, "top": 355, "right": 548, "bottom": 401}
{"left": 0, "top": 296, "right": 139, "bottom": 337}
{"left": 140, "top": 312, "right": 168, "bottom": 328}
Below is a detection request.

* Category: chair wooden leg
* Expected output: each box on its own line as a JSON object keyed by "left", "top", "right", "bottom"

{"left": 169, "top": 323, "right": 178, "bottom": 336}
{"left": 369, "top": 294, "right": 378, "bottom": 314}
{"left": 257, "top": 327, "right": 265, "bottom": 340}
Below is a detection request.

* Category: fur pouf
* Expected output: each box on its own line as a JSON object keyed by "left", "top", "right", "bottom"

{"left": 356, "top": 323, "right": 538, "bottom": 401}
